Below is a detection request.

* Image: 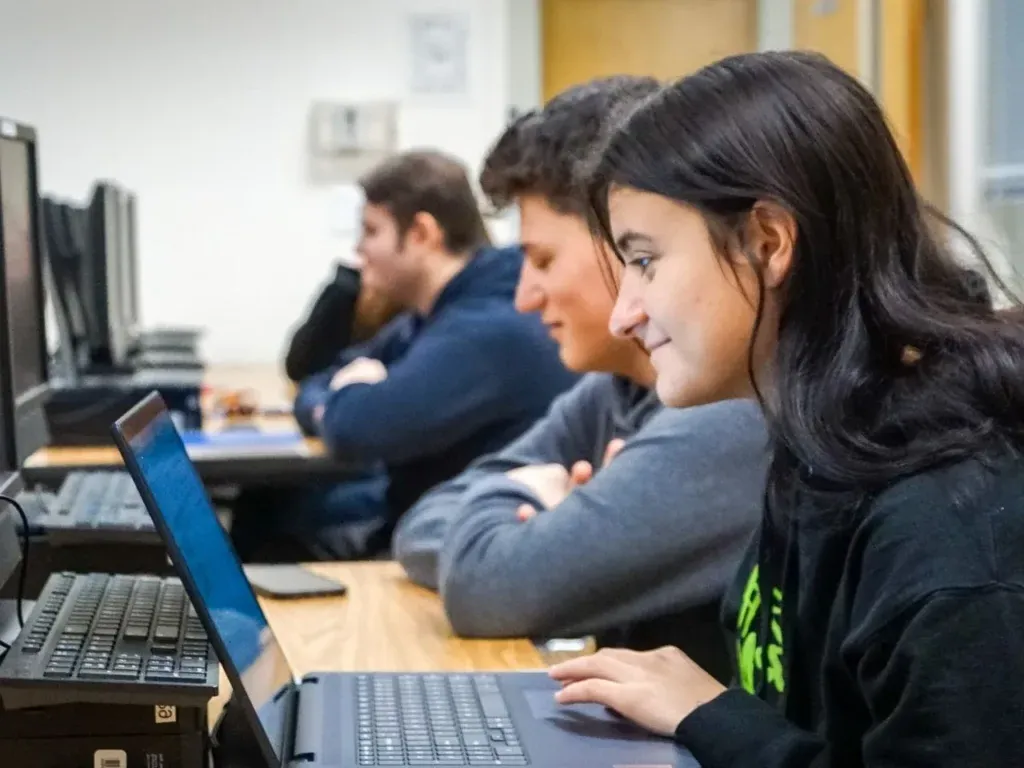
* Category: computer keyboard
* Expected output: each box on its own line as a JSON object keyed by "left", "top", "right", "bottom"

{"left": 356, "top": 674, "right": 527, "bottom": 766}
{"left": 17, "top": 471, "right": 156, "bottom": 542}
{"left": 0, "top": 572, "right": 216, "bottom": 691}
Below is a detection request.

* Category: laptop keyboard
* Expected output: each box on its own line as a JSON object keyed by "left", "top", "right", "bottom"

{"left": 356, "top": 674, "right": 528, "bottom": 766}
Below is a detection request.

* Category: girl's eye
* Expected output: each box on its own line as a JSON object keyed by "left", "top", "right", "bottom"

{"left": 630, "top": 255, "right": 654, "bottom": 277}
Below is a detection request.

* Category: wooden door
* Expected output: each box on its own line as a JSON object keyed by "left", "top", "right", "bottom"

{"left": 794, "top": 0, "right": 927, "bottom": 184}
{"left": 542, "top": 0, "right": 758, "bottom": 100}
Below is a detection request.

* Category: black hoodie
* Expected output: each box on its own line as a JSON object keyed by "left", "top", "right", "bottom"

{"left": 284, "top": 263, "right": 362, "bottom": 383}
{"left": 675, "top": 452, "right": 1024, "bottom": 767}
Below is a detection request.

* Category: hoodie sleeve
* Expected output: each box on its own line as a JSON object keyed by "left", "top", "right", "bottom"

{"left": 440, "top": 400, "right": 767, "bottom": 639}
{"left": 284, "top": 265, "right": 361, "bottom": 383}
{"left": 676, "top": 588, "right": 1024, "bottom": 767}
{"left": 316, "top": 313, "right": 564, "bottom": 464}
{"left": 293, "top": 368, "right": 334, "bottom": 436}
{"left": 292, "top": 316, "right": 412, "bottom": 435}
{"left": 392, "top": 375, "right": 614, "bottom": 589}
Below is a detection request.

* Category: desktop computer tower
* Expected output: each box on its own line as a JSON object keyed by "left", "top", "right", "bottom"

{"left": 0, "top": 496, "right": 22, "bottom": 649}
{"left": 0, "top": 473, "right": 26, "bottom": 649}
{"left": 44, "top": 369, "right": 203, "bottom": 447}
{"left": 0, "top": 570, "right": 215, "bottom": 768}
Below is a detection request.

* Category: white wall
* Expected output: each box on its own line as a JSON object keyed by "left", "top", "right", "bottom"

{"left": 0, "top": 0, "right": 517, "bottom": 363}
{"left": 757, "top": 0, "right": 794, "bottom": 51}
{"left": 506, "top": 0, "right": 542, "bottom": 117}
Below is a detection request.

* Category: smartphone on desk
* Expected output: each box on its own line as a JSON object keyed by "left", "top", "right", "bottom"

{"left": 243, "top": 564, "right": 348, "bottom": 599}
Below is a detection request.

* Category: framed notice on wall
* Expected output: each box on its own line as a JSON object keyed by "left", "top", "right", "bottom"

{"left": 408, "top": 12, "right": 470, "bottom": 97}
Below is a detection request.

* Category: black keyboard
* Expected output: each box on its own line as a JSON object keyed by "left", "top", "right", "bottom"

{"left": 17, "top": 471, "right": 156, "bottom": 542}
{"left": 356, "top": 674, "right": 527, "bottom": 766}
{"left": 0, "top": 572, "right": 216, "bottom": 691}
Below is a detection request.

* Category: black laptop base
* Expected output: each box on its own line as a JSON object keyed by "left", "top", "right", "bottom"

{"left": 212, "top": 669, "right": 697, "bottom": 768}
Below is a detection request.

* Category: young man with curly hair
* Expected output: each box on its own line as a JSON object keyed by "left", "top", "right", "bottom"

{"left": 393, "top": 79, "right": 767, "bottom": 682}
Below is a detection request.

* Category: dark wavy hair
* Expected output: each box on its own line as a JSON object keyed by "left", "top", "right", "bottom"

{"left": 479, "top": 75, "right": 660, "bottom": 216}
{"left": 587, "top": 51, "right": 1024, "bottom": 507}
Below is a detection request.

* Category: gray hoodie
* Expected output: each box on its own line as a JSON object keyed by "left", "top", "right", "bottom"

{"left": 392, "top": 373, "right": 768, "bottom": 680}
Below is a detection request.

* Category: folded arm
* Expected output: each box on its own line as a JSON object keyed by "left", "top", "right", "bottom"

{"left": 393, "top": 375, "right": 613, "bottom": 589}
{"left": 440, "top": 400, "right": 768, "bottom": 639}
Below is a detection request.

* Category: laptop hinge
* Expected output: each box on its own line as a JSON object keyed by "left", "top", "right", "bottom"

{"left": 288, "top": 676, "right": 322, "bottom": 765}
{"left": 212, "top": 682, "right": 299, "bottom": 768}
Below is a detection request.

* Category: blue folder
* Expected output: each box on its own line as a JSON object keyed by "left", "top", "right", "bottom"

{"left": 179, "top": 428, "right": 304, "bottom": 449}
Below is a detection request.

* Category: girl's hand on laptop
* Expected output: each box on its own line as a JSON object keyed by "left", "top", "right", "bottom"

{"left": 547, "top": 646, "right": 726, "bottom": 737}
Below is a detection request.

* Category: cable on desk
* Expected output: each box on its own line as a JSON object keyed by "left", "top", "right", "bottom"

{"left": 0, "top": 494, "right": 30, "bottom": 628}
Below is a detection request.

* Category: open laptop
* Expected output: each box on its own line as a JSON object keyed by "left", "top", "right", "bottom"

{"left": 111, "top": 392, "right": 698, "bottom": 768}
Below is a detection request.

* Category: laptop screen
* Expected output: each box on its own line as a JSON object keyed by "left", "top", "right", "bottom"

{"left": 115, "top": 399, "right": 293, "bottom": 765}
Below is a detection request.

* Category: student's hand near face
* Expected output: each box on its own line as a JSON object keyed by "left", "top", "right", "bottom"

{"left": 329, "top": 357, "right": 388, "bottom": 392}
{"left": 548, "top": 647, "right": 726, "bottom": 737}
{"left": 515, "top": 439, "right": 626, "bottom": 522}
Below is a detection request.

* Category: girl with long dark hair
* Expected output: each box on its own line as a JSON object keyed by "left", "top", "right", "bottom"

{"left": 549, "top": 50, "right": 1024, "bottom": 766}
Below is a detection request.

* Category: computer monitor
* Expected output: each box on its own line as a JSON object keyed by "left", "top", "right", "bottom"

{"left": 41, "top": 198, "right": 88, "bottom": 379}
{"left": 83, "top": 181, "right": 134, "bottom": 370}
{"left": 122, "top": 191, "right": 140, "bottom": 337}
{"left": 0, "top": 118, "right": 51, "bottom": 464}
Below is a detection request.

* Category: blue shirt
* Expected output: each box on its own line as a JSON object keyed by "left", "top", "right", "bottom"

{"left": 294, "top": 245, "right": 579, "bottom": 517}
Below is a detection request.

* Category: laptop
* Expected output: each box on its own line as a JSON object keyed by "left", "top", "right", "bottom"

{"left": 111, "top": 392, "right": 698, "bottom": 768}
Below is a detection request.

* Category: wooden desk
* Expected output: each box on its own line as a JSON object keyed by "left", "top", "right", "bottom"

{"left": 264, "top": 562, "right": 544, "bottom": 673}
{"left": 210, "top": 562, "right": 550, "bottom": 724}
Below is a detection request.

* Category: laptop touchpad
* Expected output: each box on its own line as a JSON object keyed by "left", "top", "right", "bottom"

{"left": 522, "top": 688, "right": 654, "bottom": 742}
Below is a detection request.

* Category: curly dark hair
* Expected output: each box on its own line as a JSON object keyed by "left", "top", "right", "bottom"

{"left": 479, "top": 75, "right": 660, "bottom": 216}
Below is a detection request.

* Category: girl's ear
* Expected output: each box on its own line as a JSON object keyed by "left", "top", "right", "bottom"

{"left": 746, "top": 201, "right": 796, "bottom": 290}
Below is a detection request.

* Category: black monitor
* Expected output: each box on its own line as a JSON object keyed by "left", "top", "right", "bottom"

{"left": 42, "top": 198, "right": 92, "bottom": 378}
{"left": 122, "top": 191, "right": 140, "bottom": 337}
{"left": 83, "top": 181, "right": 135, "bottom": 370}
{"left": 0, "top": 118, "right": 51, "bottom": 464}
